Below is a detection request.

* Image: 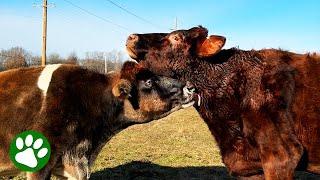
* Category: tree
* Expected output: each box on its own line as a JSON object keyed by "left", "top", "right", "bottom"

{"left": 28, "top": 56, "right": 41, "bottom": 67}
{"left": 0, "top": 47, "right": 28, "bottom": 70}
{"left": 47, "top": 53, "right": 64, "bottom": 64}
{"left": 82, "top": 50, "right": 125, "bottom": 73}
{"left": 82, "top": 51, "right": 105, "bottom": 73}
{"left": 66, "top": 52, "right": 78, "bottom": 65}
{"left": 0, "top": 47, "right": 127, "bottom": 72}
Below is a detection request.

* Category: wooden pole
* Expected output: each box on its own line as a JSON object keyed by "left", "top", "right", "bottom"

{"left": 104, "top": 52, "right": 108, "bottom": 73}
{"left": 174, "top": 17, "right": 177, "bottom": 30}
{"left": 41, "top": 0, "right": 47, "bottom": 66}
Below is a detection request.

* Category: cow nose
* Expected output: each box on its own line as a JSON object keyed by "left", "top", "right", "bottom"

{"left": 127, "top": 34, "right": 139, "bottom": 44}
{"left": 170, "top": 87, "right": 180, "bottom": 94}
{"left": 169, "top": 80, "right": 184, "bottom": 96}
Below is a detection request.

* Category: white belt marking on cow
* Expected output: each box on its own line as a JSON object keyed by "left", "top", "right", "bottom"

{"left": 37, "top": 64, "right": 62, "bottom": 96}
{"left": 107, "top": 70, "right": 115, "bottom": 75}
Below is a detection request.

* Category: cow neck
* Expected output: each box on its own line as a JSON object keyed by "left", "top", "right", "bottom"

{"left": 78, "top": 72, "right": 124, "bottom": 135}
{"left": 180, "top": 49, "right": 263, "bottom": 151}
{"left": 182, "top": 49, "right": 244, "bottom": 94}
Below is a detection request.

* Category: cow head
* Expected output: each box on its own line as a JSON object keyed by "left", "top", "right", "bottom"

{"left": 126, "top": 26, "right": 225, "bottom": 60}
{"left": 113, "top": 61, "right": 195, "bottom": 123}
{"left": 126, "top": 26, "right": 226, "bottom": 79}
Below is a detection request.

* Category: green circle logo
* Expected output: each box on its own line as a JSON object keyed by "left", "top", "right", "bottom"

{"left": 9, "top": 130, "right": 51, "bottom": 172}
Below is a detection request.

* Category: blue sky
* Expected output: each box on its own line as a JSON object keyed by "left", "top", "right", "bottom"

{"left": 0, "top": 0, "right": 319, "bottom": 57}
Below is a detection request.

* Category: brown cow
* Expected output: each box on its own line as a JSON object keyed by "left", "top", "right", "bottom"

{"left": 0, "top": 61, "right": 194, "bottom": 179}
{"left": 126, "top": 26, "right": 320, "bottom": 179}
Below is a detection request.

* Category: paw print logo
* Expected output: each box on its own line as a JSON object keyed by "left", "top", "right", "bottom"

{"left": 9, "top": 130, "right": 51, "bottom": 172}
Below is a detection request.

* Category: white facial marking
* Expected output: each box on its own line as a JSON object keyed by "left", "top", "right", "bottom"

{"left": 37, "top": 64, "right": 62, "bottom": 95}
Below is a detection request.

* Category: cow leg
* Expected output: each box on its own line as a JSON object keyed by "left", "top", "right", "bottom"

{"left": 305, "top": 126, "right": 320, "bottom": 174}
{"left": 222, "top": 139, "right": 263, "bottom": 177}
{"left": 53, "top": 156, "right": 90, "bottom": 180}
{"left": 0, "top": 164, "right": 20, "bottom": 177}
{"left": 244, "top": 111, "right": 303, "bottom": 180}
{"left": 26, "top": 153, "right": 60, "bottom": 180}
{"left": 306, "top": 142, "right": 320, "bottom": 174}
{"left": 226, "top": 158, "right": 263, "bottom": 178}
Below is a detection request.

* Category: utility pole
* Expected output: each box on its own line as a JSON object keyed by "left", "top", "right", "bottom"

{"left": 115, "top": 52, "right": 118, "bottom": 71}
{"left": 104, "top": 52, "right": 108, "bottom": 74}
{"left": 174, "top": 17, "right": 177, "bottom": 30}
{"left": 41, "top": 0, "right": 47, "bottom": 66}
{"left": 170, "top": 17, "right": 178, "bottom": 31}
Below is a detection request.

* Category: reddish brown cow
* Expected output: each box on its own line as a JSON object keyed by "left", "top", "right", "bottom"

{"left": 0, "top": 61, "right": 194, "bottom": 179}
{"left": 126, "top": 26, "right": 320, "bottom": 179}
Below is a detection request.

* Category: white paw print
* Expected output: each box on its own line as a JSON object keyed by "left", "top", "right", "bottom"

{"left": 14, "top": 134, "right": 48, "bottom": 168}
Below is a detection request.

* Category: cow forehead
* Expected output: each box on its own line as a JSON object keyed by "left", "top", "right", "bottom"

{"left": 37, "top": 64, "right": 62, "bottom": 95}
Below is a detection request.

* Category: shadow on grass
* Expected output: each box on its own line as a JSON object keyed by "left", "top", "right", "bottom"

{"left": 91, "top": 161, "right": 234, "bottom": 180}
{"left": 91, "top": 161, "right": 320, "bottom": 180}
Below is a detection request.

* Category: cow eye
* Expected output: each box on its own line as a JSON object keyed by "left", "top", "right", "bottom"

{"left": 144, "top": 79, "right": 152, "bottom": 88}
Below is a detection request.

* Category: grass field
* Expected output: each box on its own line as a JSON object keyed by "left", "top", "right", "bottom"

{"left": 91, "top": 107, "right": 230, "bottom": 179}
{"left": 3, "top": 108, "right": 320, "bottom": 179}
{"left": 90, "top": 107, "right": 320, "bottom": 180}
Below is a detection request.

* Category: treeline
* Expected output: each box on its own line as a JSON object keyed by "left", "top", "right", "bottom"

{"left": 0, "top": 47, "right": 126, "bottom": 73}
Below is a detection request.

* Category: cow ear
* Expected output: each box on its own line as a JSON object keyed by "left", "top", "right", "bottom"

{"left": 112, "top": 79, "right": 132, "bottom": 99}
{"left": 196, "top": 35, "right": 226, "bottom": 58}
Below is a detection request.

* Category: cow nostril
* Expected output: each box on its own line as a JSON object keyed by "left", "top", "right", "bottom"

{"left": 128, "top": 34, "right": 139, "bottom": 42}
{"left": 187, "top": 87, "right": 195, "bottom": 92}
{"left": 170, "top": 87, "right": 180, "bottom": 95}
{"left": 185, "top": 81, "right": 195, "bottom": 93}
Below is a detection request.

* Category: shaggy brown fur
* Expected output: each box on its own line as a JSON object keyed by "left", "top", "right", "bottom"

{"left": 126, "top": 26, "right": 320, "bottom": 179}
{"left": 0, "top": 62, "right": 194, "bottom": 179}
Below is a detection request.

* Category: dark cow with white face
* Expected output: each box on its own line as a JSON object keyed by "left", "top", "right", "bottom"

{"left": 126, "top": 26, "right": 320, "bottom": 179}
{"left": 0, "top": 61, "right": 194, "bottom": 179}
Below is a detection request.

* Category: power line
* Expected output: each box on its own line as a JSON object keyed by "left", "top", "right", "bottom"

{"left": 51, "top": 8, "right": 75, "bottom": 24}
{"left": 105, "top": 0, "right": 165, "bottom": 30}
{"left": 62, "top": 0, "right": 130, "bottom": 32}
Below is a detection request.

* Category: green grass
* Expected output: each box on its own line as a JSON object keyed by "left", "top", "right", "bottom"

{"left": 93, "top": 107, "right": 222, "bottom": 169}
{"left": 3, "top": 108, "right": 320, "bottom": 179}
